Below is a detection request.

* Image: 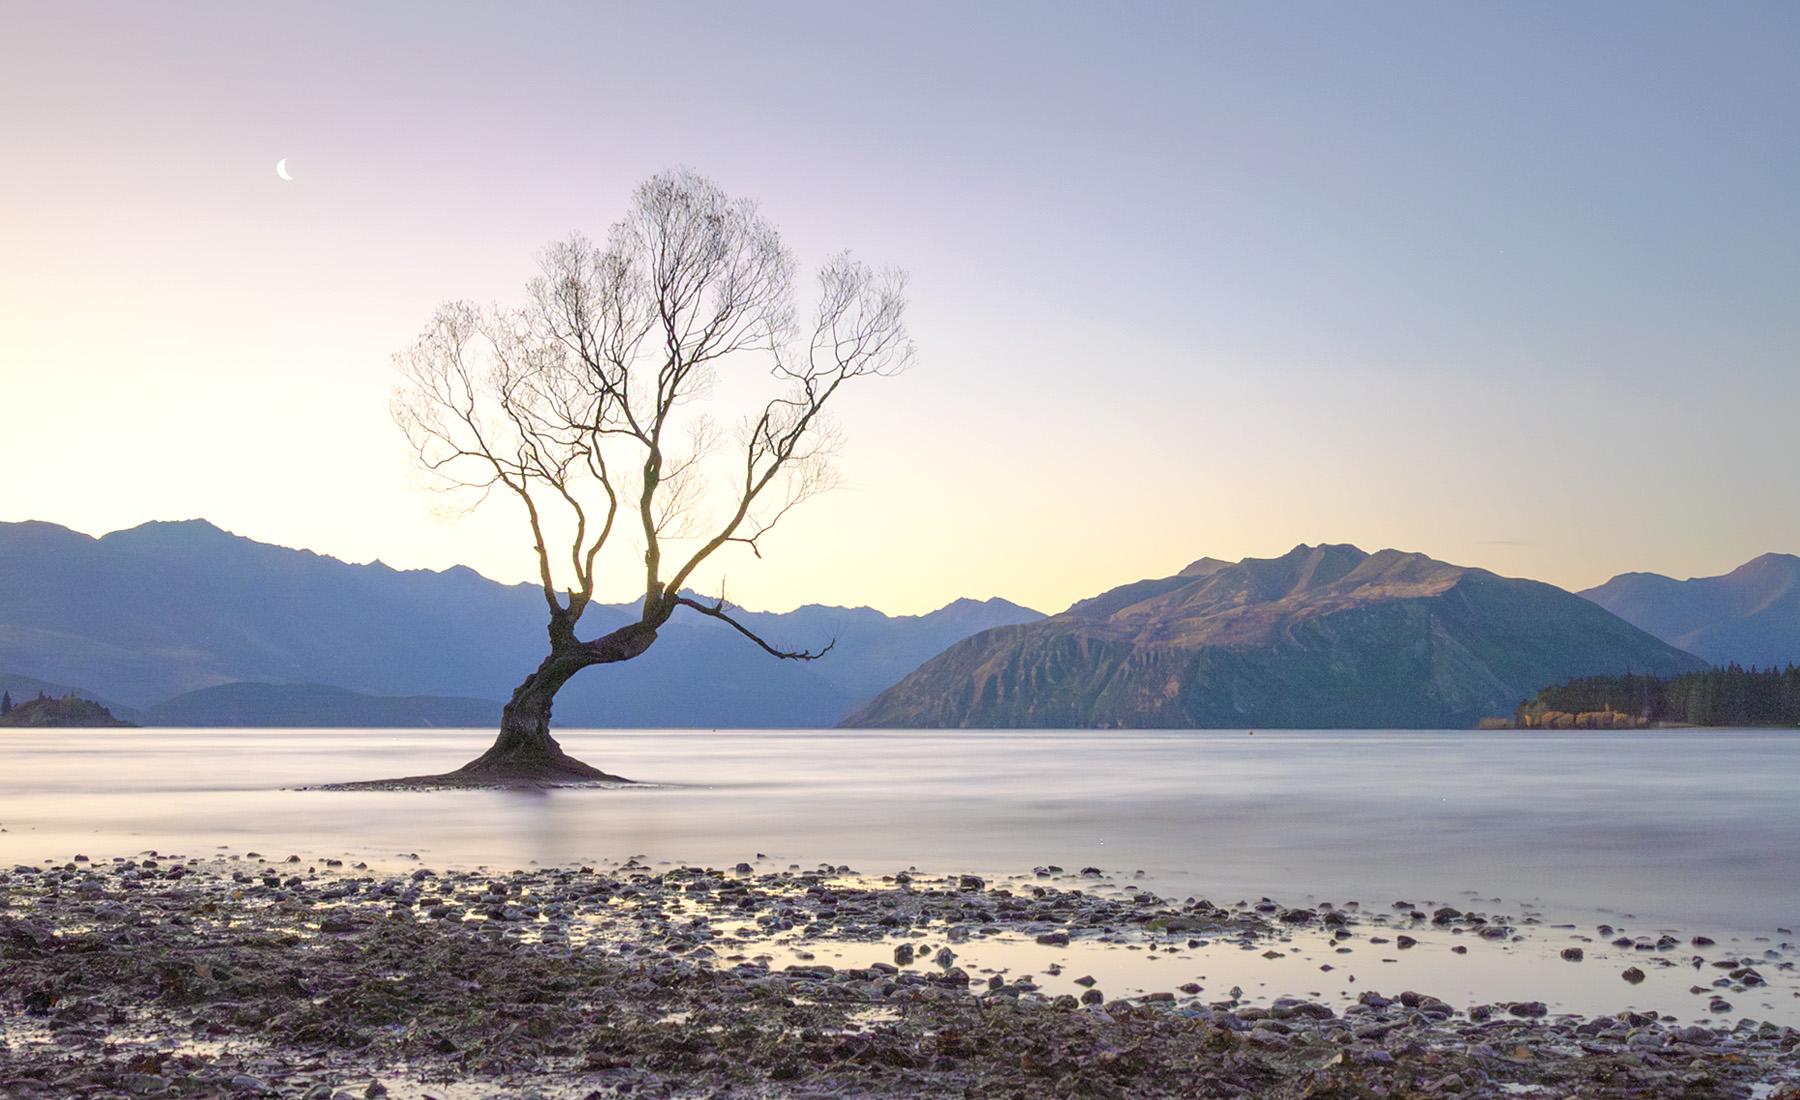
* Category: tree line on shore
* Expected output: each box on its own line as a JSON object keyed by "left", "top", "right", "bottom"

{"left": 1517, "top": 664, "right": 1800, "bottom": 728}
{"left": 0, "top": 690, "right": 132, "bottom": 727}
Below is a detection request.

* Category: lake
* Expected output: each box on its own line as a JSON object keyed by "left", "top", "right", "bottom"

{"left": 4, "top": 727, "right": 1798, "bottom": 1025}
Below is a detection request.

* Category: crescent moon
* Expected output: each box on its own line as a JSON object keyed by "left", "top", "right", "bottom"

{"left": 276, "top": 158, "right": 293, "bottom": 181}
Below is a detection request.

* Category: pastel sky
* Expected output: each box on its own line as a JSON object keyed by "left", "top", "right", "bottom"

{"left": 4, "top": 3, "right": 1796, "bottom": 616}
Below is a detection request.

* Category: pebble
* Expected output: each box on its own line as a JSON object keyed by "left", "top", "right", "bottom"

{"left": 2, "top": 854, "right": 1797, "bottom": 1099}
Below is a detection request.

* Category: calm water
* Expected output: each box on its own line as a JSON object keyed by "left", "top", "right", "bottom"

{"left": 4, "top": 728, "right": 1798, "bottom": 1024}
{"left": 2, "top": 728, "right": 1797, "bottom": 931}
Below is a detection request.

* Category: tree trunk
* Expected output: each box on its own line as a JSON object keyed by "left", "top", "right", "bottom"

{"left": 452, "top": 620, "right": 659, "bottom": 783}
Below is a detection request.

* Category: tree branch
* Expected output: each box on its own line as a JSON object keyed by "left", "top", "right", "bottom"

{"left": 672, "top": 596, "right": 835, "bottom": 660}
{"left": 394, "top": 170, "right": 906, "bottom": 650}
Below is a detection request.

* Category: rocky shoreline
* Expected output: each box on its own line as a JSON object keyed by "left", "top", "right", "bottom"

{"left": 4, "top": 854, "right": 1798, "bottom": 1099}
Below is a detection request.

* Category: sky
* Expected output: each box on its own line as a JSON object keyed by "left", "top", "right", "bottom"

{"left": 3, "top": 2, "right": 1797, "bottom": 616}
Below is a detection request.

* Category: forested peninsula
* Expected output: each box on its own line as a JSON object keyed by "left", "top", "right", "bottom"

{"left": 1517, "top": 665, "right": 1800, "bottom": 728}
{"left": 0, "top": 690, "right": 133, "bottom": 727}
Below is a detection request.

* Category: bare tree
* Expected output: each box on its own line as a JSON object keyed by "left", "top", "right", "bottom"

{"left": 392, "top": 170, "right": 911, "bottom": 782}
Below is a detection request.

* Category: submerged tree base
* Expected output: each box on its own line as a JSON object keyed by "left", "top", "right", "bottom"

{"left": 320, "top": 751, "right": 633, "bottom": 791}
{"left": 320, "top": 693, "right": 635, "bottom": 789}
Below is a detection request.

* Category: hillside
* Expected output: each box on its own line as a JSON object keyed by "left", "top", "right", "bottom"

{"left": 842, "top": 544, "right": 1708, "bottom": 729}
{"left": 138, "top": 683, "right": 502, "bottom": 728}
{"left": 1581, "top": 553, "right": 1800, "bottom": 669}
{"left": 0, "top": 519, "right": 1041, "bottom": 727}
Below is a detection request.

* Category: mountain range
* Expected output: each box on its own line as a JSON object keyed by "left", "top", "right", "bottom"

{"left": 5, "top": 519, "right": 1797, "bottom": 730}
{"left": 1580, "top": 553, "right": 1800, "bottom": 670}
{"left": 842, "top": 544, "right": 1709, "bottom": 729}
{"left": 0, "top": 520, "right": 1041, "bottom": 727}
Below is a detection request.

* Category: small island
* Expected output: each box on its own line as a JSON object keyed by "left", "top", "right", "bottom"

{"left": 0, "top": 690, "right": 133, "bottom": 727}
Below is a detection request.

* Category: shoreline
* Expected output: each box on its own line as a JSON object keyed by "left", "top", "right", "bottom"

{"left": 4, "top": 854, "right": 1799, "bottom": 1098}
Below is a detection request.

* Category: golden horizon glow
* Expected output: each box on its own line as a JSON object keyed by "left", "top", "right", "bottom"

{"left": 3, "top": 5, "right": 1797, "bottom": 617}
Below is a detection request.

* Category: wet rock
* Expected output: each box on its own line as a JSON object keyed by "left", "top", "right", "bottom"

{"left": 1271, "top": 997, "right": 1334, "bottom": 1020}
{"left": 2, "top": 853, "right": 1795, "bottom": 1100}
{"left": 21, "top": 988, "right": 58, "bottom": 1015}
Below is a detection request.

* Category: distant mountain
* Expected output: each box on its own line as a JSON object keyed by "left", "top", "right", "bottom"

{"left": 0, "top": 519, "right": 545, "bottom": 709}
{"left": 842, "top": 544, "right": 1708, "bottom": 729}
{"left": 0, "top": 519, "right": 1040, "bottom": 727}
{"left": 139, "top": 683, "right": 502, "bottom": 728}
{"left": 1581, "top": 554, "right": 1800, "bottom": 670}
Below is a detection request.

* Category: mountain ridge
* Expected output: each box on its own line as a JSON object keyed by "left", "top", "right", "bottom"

{"left": 0, "top": 519, "right": 1042, "bottom": 726}
{"left": 843, "top": 544, "right": 1707, "bottom": 729}
{"left": 1581, "top": 553, "right": 1800, "bottom": 670}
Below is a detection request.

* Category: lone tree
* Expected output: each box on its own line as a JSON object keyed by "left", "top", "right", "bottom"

{"left": 391, "top": 170, "right": 911, "bottom": 784}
